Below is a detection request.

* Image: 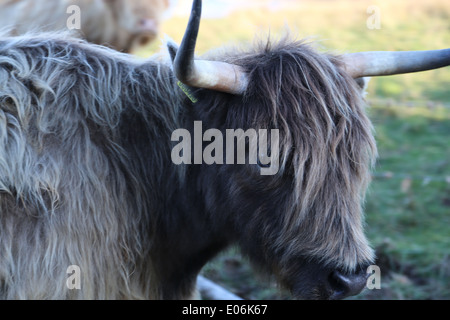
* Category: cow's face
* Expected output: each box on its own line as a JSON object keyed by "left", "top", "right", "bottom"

{"left": 189, "top": 40, "right": 376, "bottom": 299}
{"left": 107, "top": 0, "right": 170, "bottom": 49}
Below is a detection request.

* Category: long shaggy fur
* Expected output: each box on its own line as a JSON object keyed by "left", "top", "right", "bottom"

{"left": 0, "top": 32, "right": 377, "bottom": 299}
{"left": 0, "top": 33, "right": 182, "bottom": 298}
{"left": 199, "top": 37, "right": 377, "bottom": 271}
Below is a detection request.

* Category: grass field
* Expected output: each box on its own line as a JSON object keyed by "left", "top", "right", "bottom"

{"left": 142, "top": 0, "right": 450, "bottom": 299}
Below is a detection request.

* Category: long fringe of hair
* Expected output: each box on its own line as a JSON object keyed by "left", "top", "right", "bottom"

{"left": 201, "top": 35, "right": 378, "bottom": 271}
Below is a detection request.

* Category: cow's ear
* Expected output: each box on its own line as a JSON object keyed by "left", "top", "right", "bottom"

{"left": 166, "top": 40, "right": 179, "bottom": 63}
{"left": 354, "top": 77, "right": 371, "bottom": 98}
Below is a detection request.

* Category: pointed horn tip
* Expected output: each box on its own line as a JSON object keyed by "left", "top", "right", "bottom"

{"left": 342, "top": 48, "right": 450, "bottom": 78}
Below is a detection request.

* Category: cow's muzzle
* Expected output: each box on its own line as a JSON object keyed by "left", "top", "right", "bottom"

{"left": 327, "top": 268, "right": 369, "bottom": 299}
{"left": 290, "top": 262, "right": 370, "bottom": 300}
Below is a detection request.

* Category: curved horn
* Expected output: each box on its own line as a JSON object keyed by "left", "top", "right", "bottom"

{"left": 172, "top": 0, "right": 248, "bottom": 95}
{"left": 342, "top": 49, "right": 450, "bottom": 78}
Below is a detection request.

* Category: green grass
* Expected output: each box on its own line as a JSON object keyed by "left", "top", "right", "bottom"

{"left": 147, "top": 0, "right": 450, "bottom": 299}
{"left": 358, "top": 105, "right": 450, "bottom": 299}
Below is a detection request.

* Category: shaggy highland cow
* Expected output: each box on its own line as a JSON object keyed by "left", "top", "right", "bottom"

{"left": 0, "top": 0, "right": 448, "bottom": 299}
{"left": 0, "top": 0, "right": 170, "bottom": 52}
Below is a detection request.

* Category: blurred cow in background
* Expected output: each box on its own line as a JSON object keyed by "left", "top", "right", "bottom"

{"left": 0, "top": 0, "right": 170, "bottom": 52}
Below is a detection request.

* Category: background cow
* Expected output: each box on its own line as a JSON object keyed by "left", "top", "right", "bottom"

{"left": 0, "top": 0, "right": 448, "bottom": 299}
{"left": 0, "top": 0, "right": 170, "bottom": 52}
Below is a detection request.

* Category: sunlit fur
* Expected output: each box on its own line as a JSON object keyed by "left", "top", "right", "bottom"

{"left": 0, "top": 32, "right": 376, "bottom": 299}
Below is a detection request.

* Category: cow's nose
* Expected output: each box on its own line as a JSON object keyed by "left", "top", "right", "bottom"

{"left": 327, "top": 268, "right": 368, "bottom": 299}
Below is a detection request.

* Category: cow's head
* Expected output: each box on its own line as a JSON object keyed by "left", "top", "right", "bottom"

{"left": 170, "top": 0, "right": 450, "bottom": 299}
{"left": 106, "top": 0, "right": 170, "bottom": 49}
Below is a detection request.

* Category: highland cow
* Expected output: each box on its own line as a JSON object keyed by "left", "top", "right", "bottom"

{"left": 0, "top": 0, "right": 448, "bottom": 299}
{"left": 0, "top": 0, "right": 170, "bottom": 52}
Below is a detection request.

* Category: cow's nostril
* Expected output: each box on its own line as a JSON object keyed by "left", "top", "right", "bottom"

{"left": 328, "top": 269, "right": 368, "bottom": 300}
